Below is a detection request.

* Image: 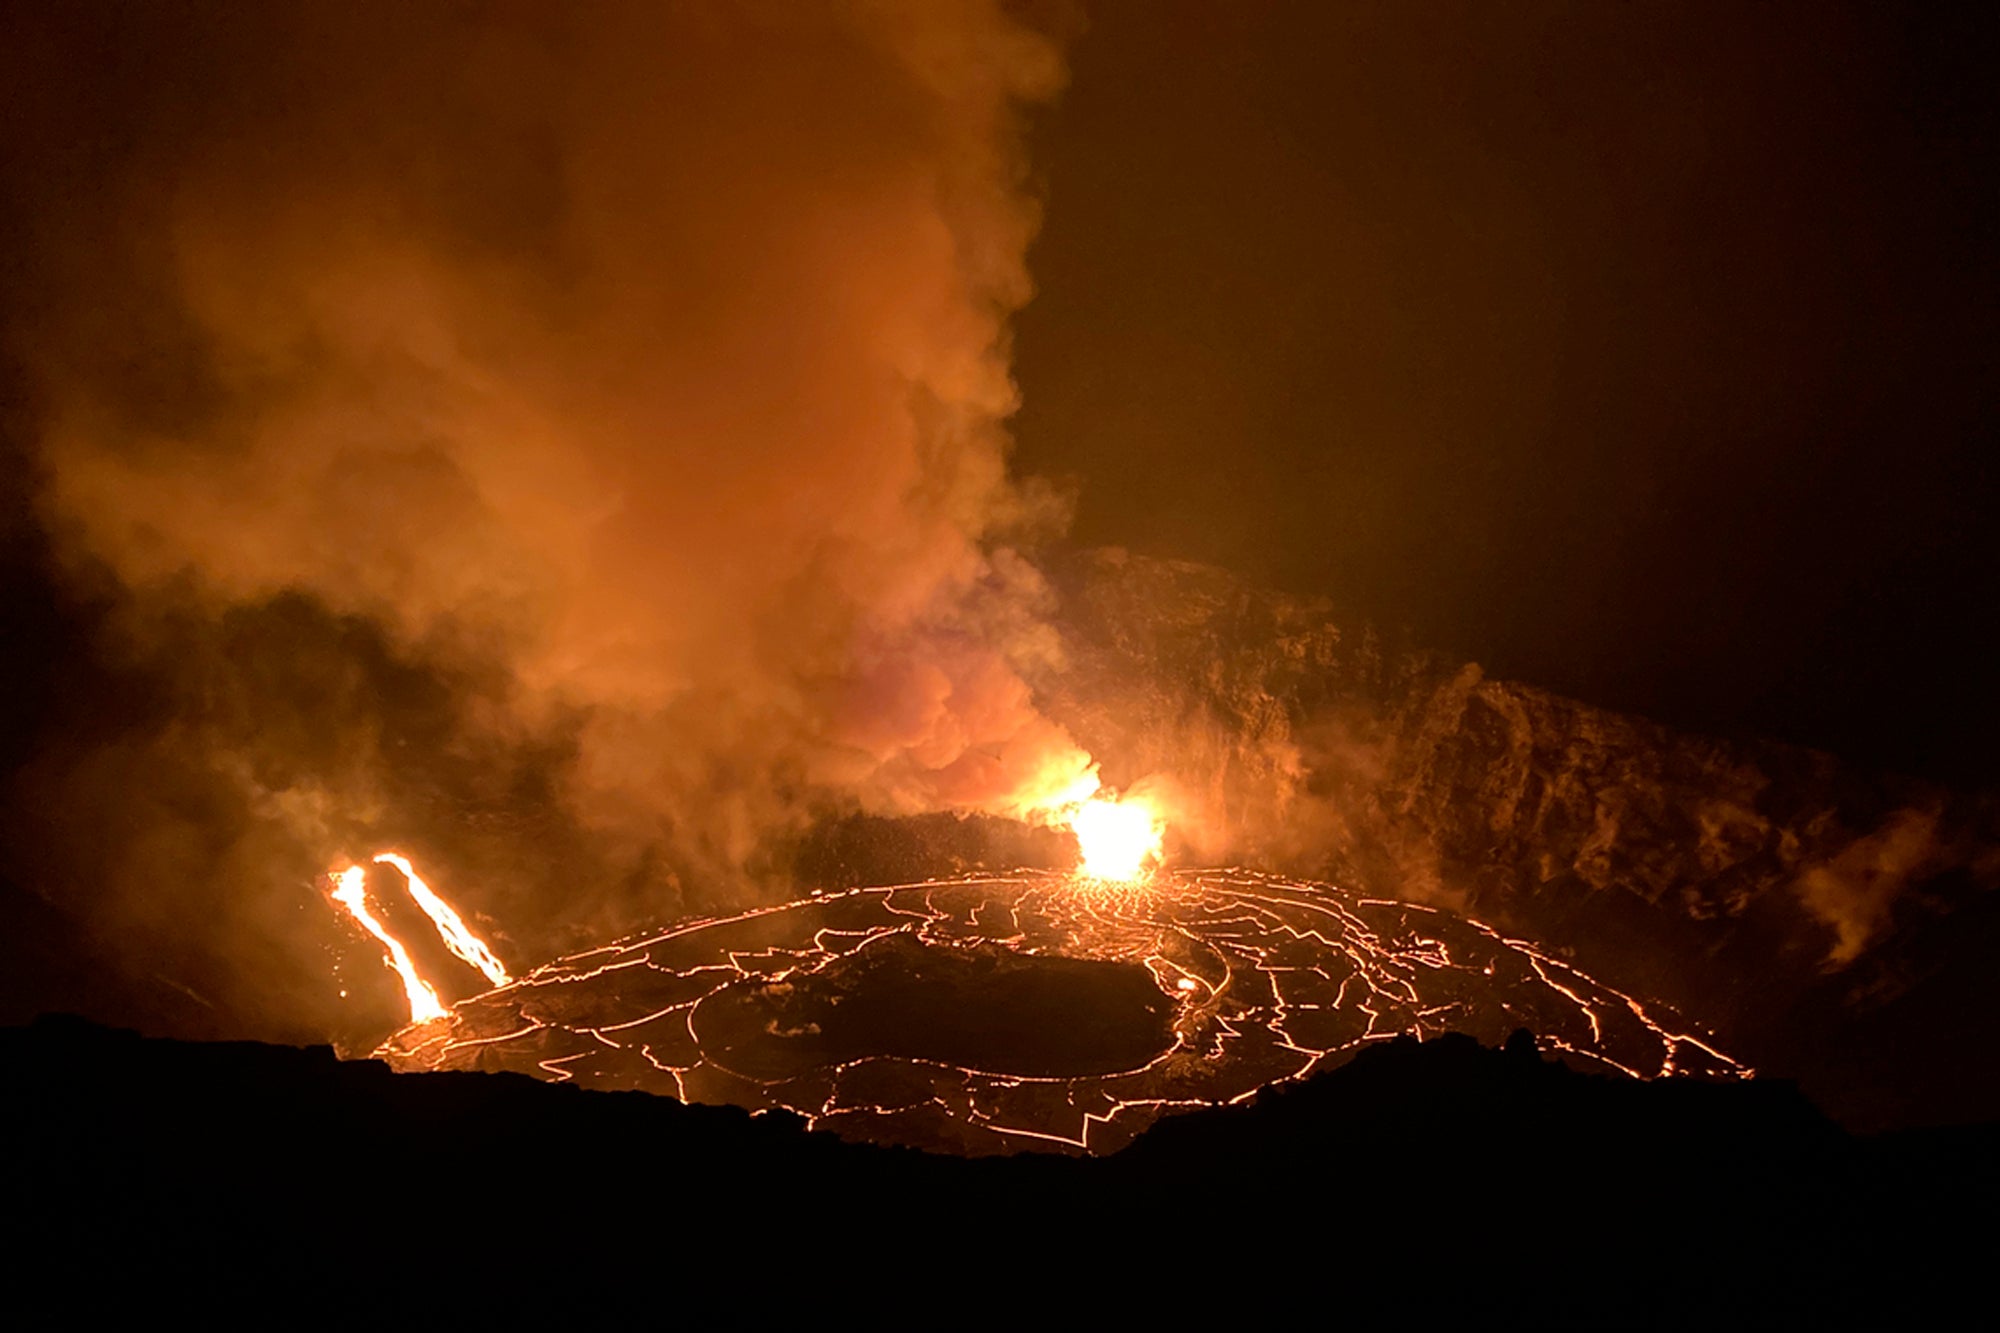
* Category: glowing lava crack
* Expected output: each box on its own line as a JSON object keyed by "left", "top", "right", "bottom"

{"left": 377, "top": 870, "right": 1748, "bottom": 1156}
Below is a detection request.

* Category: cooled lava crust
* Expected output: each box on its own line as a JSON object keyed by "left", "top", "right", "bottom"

{"left": 380, "top": 870, "right": 1746, "bottom": 1155}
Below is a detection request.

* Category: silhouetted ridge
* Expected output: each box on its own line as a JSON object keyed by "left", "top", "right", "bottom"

{"left": 6, "top": 1016, "right": 1990, "bottom": 1321}
{"left": 1124, "top": 1029, "right": 1842, "bottom": 1169}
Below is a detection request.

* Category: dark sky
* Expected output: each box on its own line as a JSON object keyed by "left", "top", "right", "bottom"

{"left": 1013, "top": 1, "right": 1998, "bottom": 785}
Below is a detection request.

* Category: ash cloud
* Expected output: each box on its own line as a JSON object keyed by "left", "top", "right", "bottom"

{"left": 0, "top": 1, "right": 1086, "bottom": 1036}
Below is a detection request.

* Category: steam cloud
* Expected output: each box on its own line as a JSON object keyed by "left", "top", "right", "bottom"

{"left": 0, "top": 1, "right": 1087, "bottom": 1036}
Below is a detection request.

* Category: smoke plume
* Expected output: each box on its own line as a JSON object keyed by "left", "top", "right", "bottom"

{"left": 0, "top": 1, "right": 1086, "bottom": 1036}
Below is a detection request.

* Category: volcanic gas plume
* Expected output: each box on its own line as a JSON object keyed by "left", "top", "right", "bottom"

{"left": 0, "top": 1, "right": 1133, "bottom": 1036}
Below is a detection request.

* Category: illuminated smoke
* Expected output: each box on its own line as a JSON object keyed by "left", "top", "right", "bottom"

{"left": 1792, "top": 807, "right": 1943, "bottom": 965}
{"left": 0, "top": 2, "right": 1092, "bottom": 1026}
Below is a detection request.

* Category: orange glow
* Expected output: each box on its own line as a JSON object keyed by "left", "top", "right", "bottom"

{"left": 1069, "top": 795, "right": 1164, "bottom": 882}
{"left": 329, "top": 866, "right": 447, "bottom": 1024}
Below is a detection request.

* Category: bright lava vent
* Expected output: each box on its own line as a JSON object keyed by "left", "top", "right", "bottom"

{"left": 1070, "top": 797, "right": 1165, "bottom": 881}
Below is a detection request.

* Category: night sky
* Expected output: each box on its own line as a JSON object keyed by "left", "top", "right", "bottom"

{"left": 1012, "top": 1, "right": 1998, "bottom": 785}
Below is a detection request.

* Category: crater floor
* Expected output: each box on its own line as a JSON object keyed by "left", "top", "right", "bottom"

{"left": 379, "top": 870, "right": 1747, "bottom": 1155}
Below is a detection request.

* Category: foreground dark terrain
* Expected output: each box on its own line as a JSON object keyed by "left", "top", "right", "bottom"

{"left": 7, "top": 1014, "right": 1990, "bottom": 1321}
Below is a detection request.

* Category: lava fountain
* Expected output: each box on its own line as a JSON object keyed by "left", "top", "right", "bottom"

{"left": 1069, "top": 796, "right": 1165, "bottom": 882}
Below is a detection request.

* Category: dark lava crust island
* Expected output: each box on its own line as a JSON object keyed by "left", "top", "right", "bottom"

{"left": 380, "top": 869, "right": 1745, "bottom": 1154}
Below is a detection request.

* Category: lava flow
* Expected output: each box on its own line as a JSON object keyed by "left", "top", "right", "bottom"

{"left": 378, "top": 868, "right": 1749, "bottom": 1157}
{"left": 369, "top": 853, "right": 511, "bottom": 988}
{"left": 329, "top": 866, "right": 447, "bottom": 1025}
{"left": 326, "top": 854, "right": 509, "bottom": 1025}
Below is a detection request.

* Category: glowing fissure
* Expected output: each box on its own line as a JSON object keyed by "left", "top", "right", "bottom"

{"left": 326, "top": 853, "right": 509, "bottom": 1025}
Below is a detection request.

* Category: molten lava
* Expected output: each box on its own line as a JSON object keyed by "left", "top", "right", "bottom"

{"left": 380, "top": 868, "right": 1752, "bottom": 1157}
{"left": 371, "top": 853, "right": 511, "bottom": 987}
{"left": 325, "top": 853, "right": 509, "bottom": 1025}
{"left": 329, "top": 866, "right": 447, "bottom": 1024}
{"left": 1070, "top": 796, "right": 1164, "bottom": 881}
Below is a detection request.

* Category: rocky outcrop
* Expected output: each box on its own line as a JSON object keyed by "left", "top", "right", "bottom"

{"left": 1042, "top": 550, "right": 2000, "bottom": 1127}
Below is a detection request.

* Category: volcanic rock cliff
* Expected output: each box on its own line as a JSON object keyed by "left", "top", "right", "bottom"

{"left": 1042, "top": 549, "right": 2000, "bottom": 1129}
